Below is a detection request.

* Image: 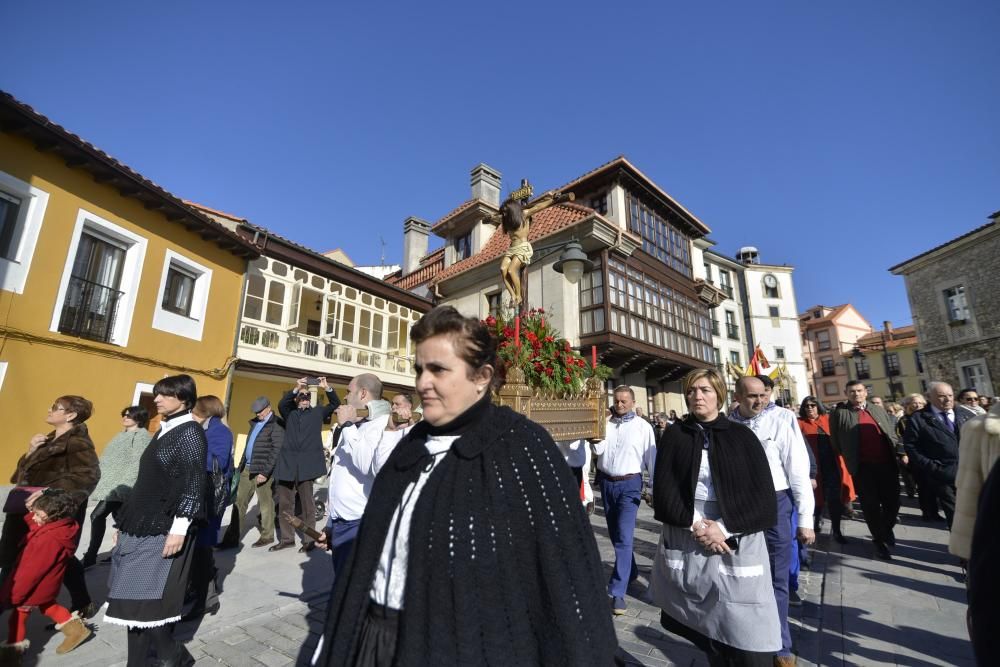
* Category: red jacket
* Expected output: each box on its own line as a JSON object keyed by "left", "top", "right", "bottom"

{"left": 0, "top": 515, "right": 79, "bottom": 607}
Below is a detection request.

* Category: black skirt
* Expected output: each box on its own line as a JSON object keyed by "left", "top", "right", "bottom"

{"left": 352, "top": 603, "right": 400, "bottom": 667}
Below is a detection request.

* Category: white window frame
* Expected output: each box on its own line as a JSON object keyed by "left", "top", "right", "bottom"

{"left": 956, "top": 358, "right": 994, "bottom": 397}
{"left": 0, "top": 170, "right": 50, "bottom": 294}
{"left": 152, "top": 249, "right": 213, "bottom": 341}
{"left": 50, "top": 209, "right": 147, "bottom": 346}
{"left": 132, "top": 382, "right": 155, "bottom": 405}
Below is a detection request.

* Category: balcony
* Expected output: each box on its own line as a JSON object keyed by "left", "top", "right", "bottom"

{"left": 711, "top": 321, "right": 720, "bottom": 336}
{"left": 726, "top": 323, "right": 739, "bottom": 340}
{"left": 238, "top": 321, "right": 414, "bottom": 382}
{"left": 821, "top": 366, "right": 836, "bottom": 377}
{"left": 57, "top": 276, "right": 124, "bottom": 344}
{"left": 720, "top": 285, "right": 734, "bottom": 299}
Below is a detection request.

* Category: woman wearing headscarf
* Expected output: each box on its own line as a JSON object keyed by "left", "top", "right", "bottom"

{"left": 315, "top": 305, "right": 616, "bottom": 666}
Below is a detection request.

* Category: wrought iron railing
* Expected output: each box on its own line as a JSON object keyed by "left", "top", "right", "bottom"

{"left": 57, "top": 276, "right": 124, "bottom": 343}
{"left": 726, "top": 323, "right": 739, "bottom": 340}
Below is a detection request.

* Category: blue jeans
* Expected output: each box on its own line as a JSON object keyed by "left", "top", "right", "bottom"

{"left": 766, "top": 489, "right": 795, "bottom": 656}
{"left": 789, "top": 505, "right": 801, "bottom": 592}
{"left": 327, "top": 517, "right": 361, "bottom": 577}
{"left": 599, "top": 473, "right": 642, "bottom": 598}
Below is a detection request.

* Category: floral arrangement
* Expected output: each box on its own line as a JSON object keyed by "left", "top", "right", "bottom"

{"left": 484, "top": 307, "right": 612, "bottom": 394}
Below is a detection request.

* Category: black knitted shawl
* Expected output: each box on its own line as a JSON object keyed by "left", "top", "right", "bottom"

{"left": 317, "top": 397, "right": 617, "bottom": 666}
{"left": 116, "top": 415, "right": 207, "bottom": 537}
{"left": 652, "top": 414, "right": 776, "bottom": 534}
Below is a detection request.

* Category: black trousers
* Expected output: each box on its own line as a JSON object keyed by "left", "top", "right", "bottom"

{"left": 187, "top": 545, "right": 220, "bottom": 612}
{"left": 854, "top": 462, "right": 901, "bottom": 545}
{"left": 127, "top": 624, "right": 179, "bottom": 666}
{"left": 929, "top": 479, "right": 957, "bottom": 528}
{"left": 659, "top": 611, "right": 773, "bottom": 666}
{"left": 85, "top": 499, "right": 123, "bottom": 561}
{"left": 816, "top": 441, "right": 844, "bottom": 535}
{"left": 911, "top": 465, "right": 942, "bottom": 518}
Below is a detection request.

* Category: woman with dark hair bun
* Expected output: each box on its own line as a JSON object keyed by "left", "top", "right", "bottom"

{"left": 104, "top": 374, "right": 206, "bottom": 666}
{"left": 82, "top": 406, "right": 152, "bottom": 568}
{"left": 316, "top": 305, "right": 616, "bottom": 666}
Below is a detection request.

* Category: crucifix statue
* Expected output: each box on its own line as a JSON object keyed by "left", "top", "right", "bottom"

{"left": 485, "top": 179, "right": 575, "bottom": 308}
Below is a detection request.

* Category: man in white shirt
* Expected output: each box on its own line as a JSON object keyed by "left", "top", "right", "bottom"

{"left": 729, "top": 376, "right": 814, "bottom": 665}
{"left": 591, "top": 385, "right": 657, "bottom": 616}
{"left": 320, "top": 373, "right": 401, "bottom": 575}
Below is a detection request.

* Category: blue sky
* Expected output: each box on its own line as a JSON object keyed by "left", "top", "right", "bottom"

{"left": 3, "top": 1, "right": 998, "bottom": 328}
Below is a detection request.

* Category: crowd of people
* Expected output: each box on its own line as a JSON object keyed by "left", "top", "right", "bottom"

{"left": 0, "top": 304, "right": 994, "bottom": 666}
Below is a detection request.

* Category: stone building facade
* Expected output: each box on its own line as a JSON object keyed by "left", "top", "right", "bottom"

{"left": 890, "top": 211, "right": 1000, "bottom": 397}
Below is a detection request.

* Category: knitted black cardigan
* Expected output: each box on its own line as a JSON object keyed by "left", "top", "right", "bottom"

{"left": 117, "top": 416, "right": 207, "bottom": 537}
{"left": 317, "top": 397, "right": 617, "bottom": 666}
{"left": 652, "top": 415, "right": 776, "bottom": 534}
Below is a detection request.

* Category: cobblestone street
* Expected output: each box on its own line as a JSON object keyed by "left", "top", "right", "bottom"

{"left": 8, "top": 482, "right": 974, "bottom": 666}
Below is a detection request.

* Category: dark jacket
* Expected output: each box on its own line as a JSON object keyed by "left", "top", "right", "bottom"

{"left": 653, "top": 415, "right": 777, "bottom": 535}
{"left": 0, "top": 515, "right": 80, "bottom": 607}
{"left": 243, "top": 412, "right": 284, "bottom": 476}
{"left": 829, "top": 401, "right": 901, "bottom": 476}
{"left": 10, "top": 423, "right": 100, "bottom": 507}
{"left": 117, "top": 418, "right": 207, "bottom": 537}
{"left": 276, "top": 390, "right": 338, "bottom": 482}
{"left": 903, "top": 406, "right": 970, "bottom": 485}
{"left": 317, "top": 398, "right": 617, "bottom": 666}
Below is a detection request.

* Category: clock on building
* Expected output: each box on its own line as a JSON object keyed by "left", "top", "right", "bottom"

{"left": 763, "top": 274, "right": 778, "bottom": 288}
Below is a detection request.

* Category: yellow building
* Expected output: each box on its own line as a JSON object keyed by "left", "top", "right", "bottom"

{"left": 0, "top": 91, "right": 257, "bottom": 474}
{"left": 843, "top": 323, "right": 927, "bottom": 402}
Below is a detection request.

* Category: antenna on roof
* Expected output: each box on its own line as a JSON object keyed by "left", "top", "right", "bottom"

{"left": 379, "top": 236, "right": 386, "bottom": 266}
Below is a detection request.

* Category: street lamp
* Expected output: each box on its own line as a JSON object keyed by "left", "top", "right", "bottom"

{"left": 551, "top": 239, "right": 593, "bottom": 284}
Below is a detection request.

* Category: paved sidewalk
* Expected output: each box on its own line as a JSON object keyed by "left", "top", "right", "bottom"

{"left": 6, "top": 485, "right": 973, "bottom": 665}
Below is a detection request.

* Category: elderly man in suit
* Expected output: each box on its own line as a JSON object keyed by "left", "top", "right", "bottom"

{"left": 904, "top": 381, "right": 971, "bottom": 529}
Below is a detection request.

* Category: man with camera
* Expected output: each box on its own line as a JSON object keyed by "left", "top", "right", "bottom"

{"left": 273, "top": 376, "right": 340, "bottom": 553}
{"left": 315, "top": 373, "right": 407, "bottom": 575}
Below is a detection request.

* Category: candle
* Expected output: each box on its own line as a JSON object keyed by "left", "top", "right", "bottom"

{"left": 515, "top": 316, "right": 521, "bottom": 349}
{"left": 591, "top": 345, "right": 597, "bottom": 369}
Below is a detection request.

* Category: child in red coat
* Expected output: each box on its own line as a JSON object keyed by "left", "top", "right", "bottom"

{"left": 0, "top": 489, "right": 92, "bottom": 663}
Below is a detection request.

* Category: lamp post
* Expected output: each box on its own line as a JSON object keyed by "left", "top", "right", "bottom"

{"left": 518, "top": 237, "right": 595, "bottom": 308}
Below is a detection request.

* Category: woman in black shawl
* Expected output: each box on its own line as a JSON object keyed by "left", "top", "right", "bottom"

{"left": 315, "top": 305, "right": 616, "bottom": 666}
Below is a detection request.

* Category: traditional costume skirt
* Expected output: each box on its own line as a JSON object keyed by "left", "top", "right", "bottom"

{"left": 102, "top": 532, "right": 195, "bottom": 628}
{"left": 352, "top": 602, "right": 400, "bottom": 667}
{"left": 649, "top": 501, "right": 781, "bottom": 653}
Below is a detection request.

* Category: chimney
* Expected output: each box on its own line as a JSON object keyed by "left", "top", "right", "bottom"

{"left": 402, "top": 216, "right": 430, "bottom": 276}
{"left": 470, "top": 163, "right": 502, "bottom": 208}
{"left": 883, "top": 320, "right": 893, "bottom": 339}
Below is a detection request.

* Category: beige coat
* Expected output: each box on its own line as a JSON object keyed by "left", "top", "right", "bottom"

{"left": 949, "top": 403, "right": 1000, "bottom": 559}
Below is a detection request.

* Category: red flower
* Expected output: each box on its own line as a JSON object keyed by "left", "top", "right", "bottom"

{"left": 544, "top": 336, "right": 554, "bottom": 343}
{"left": 485, "top": 316, "right": 497, "bottom": 327}
{"left": 545, "top": 367, "right": 554, "bottom": 376}
{"left": 563, "top": 375, "right": 571, "bottom": 384}
{"left": 503, "top": 327, "right": 514, "bottom": 338}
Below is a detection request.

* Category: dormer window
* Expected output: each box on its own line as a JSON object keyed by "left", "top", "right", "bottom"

{"left": 454, "top": 231, "right": 472, "bottom": 261}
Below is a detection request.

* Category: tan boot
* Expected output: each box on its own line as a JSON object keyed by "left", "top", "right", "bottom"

{"left": 0, "top": 639, "right": 29, "bottom": 666}
{"left": 774, "top": 656, "right": 797, "bottom": 667}
{"left": 55, "top": 613, "right": 92, "bottom": 654}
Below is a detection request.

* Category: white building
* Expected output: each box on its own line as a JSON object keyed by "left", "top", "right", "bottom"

{"left": 693, "top": 242, "right": 809, "bottom": 405}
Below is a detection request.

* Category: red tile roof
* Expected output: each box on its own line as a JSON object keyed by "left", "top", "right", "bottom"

{"left": 853, "top": 325, "right": 918, "bottom": 351}
{"left": 0, "top": 91, "right": 257, "bottom": 257}
{"left": 557, "top": 155, "right": 711, "bottom": 235}
{"left": 430, "top": 199, "right": 481, "bottom": 232}
{"left": 429, "top": 202, "right": 594, "bottom": 286}
{"left": 387, "top": 247, "right": 445, "bottom": 290}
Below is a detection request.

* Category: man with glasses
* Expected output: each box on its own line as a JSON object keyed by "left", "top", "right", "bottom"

{"left": 958, "top": 388, "right": 986, "bottom": 417}
{"left": 903, "top": 382, "right": 970, "bottom": 528}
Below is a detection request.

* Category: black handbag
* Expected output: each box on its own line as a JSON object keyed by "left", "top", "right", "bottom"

{"left": 208, "top": 459, "right": 230, "bottom": 519}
